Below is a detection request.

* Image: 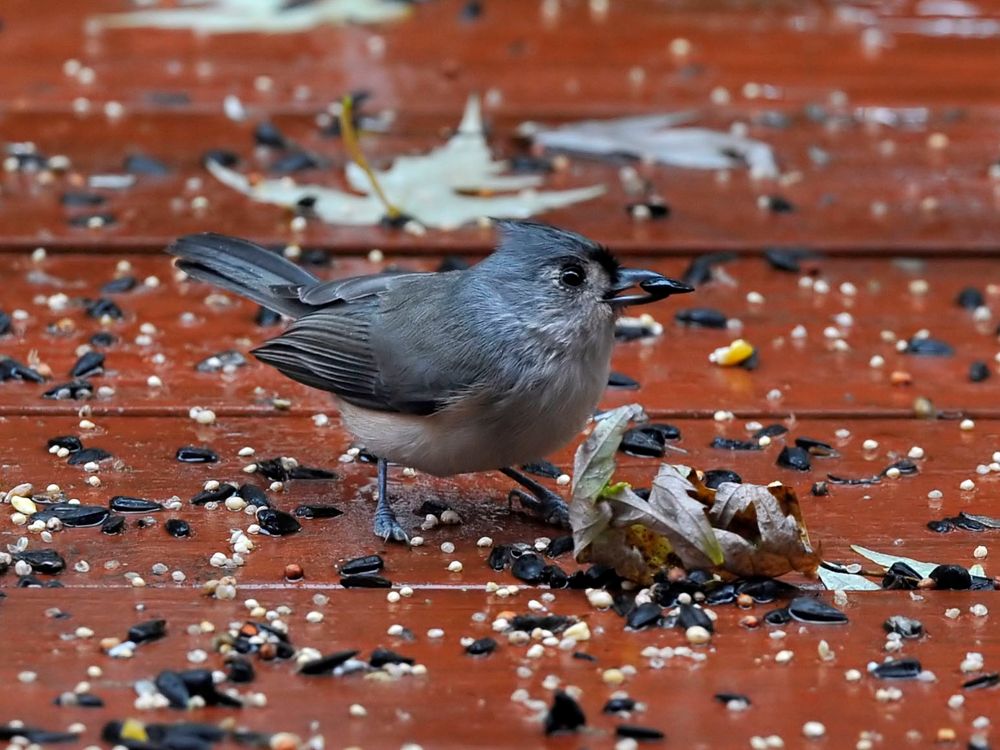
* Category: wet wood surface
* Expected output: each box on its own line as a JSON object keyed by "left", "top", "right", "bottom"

{"left": 3, "top": 1, "right": 1000, "bottom": 748}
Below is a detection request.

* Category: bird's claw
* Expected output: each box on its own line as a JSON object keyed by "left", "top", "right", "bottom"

{"left": 508, "top": 488, "right": 570, "bottom": 529}
{"left": 374, "top": 511, "right": 410, "bottom": 543}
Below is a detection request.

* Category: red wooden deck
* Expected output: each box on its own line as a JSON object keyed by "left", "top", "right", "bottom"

{"left": 2, "top": 2, "right": 1000, "bottom": 748}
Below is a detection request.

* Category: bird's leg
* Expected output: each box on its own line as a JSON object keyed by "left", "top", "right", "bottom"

{"left": 500, "top": 467, "right": 570, "bottom": 529}
{"left": 373, "top": 457, "right": 409, "bottom": 543}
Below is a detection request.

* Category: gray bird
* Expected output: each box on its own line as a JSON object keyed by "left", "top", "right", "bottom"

{"left": 167, "top": 220, "right": 692, "bottom": 541}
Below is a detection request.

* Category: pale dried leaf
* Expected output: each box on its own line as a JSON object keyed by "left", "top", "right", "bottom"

{"left": 850, "top": 545, "right": 938, "bottom": 578}
{"left": 208, "top": 96, "right": 605, "bottom": 230}
{"left": 818, "top": 566, "right": 881, "bottom": 591}
{"left": 647, "top": 466, "right": 725, "bottom": 567}
{"left": 533, "top": 113, "right": 779, "bottom": 178}
{"left": 96, "top": 0, "right": 411, "bottom": 33}
{"left": 571, "top": 404, "right": 644, "bottom": 502}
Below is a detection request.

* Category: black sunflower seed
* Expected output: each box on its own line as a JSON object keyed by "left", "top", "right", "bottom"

{"left": 67, "top": 447, "right": 112, "bottom": 465}
{"left": 0, "top": 357, "right": 45, "bottom": 383}
{"left": 289, "top": 465, "right": 338, "bottom": 480}
{"left": 962, "top": 673, "right": 1000, "bottom": 690}
{"left": 0, "top": 310, "right": 10, "bottom": 336}
{"left": 544, "top": 564, "right": 569, "bottom": 588}
{"left": 203, "top": 149, "right": 240, "bottom": 168}
{"left": 520, "top": 460, "right": 561, "bottom": 479}
{"left": 827, "top": 473, "right": 881, "bottom": 486}
{"left": 195, "top": 350, "right": 248, "bottom": 373}
{"left": 957, "top": 287, "right": 985, "bottom": 310}
{"left": 754, "top": 424, "right": 789, "bottom": 439}
{"left": 544, "top": 691, "right": 586, "bottom": 735}
{"left": 272, "top": 150, "right": 319, "bottom": 173}
{"left": 31, "top": 504, "right": 108, "bottom": 528}
{"left": 101, "top": 275, "right": 137, "bottom": 294}
{"left": 293, "top": 504, "right": 343, "bottom": 519}
{"left": 883, "top": 459, "right": 918, "bottom": 476}
{"left": 125, "top": 153, "right": 170, "bottom": 175}
{"left": 627, "top": 200, "right": 671, "bottom": 219}
{"left": 882, "top": 562, "right": 921, "bottom": 590}
{"left": 675, "top": 307, "right": 728, "bottom": 328}
{"left": 546, "top": 535, "right": 574, "bottom": 557}
{"left": 795, "top": 437, "right": 836, "bottom": 457}
{"left": 763, "top": 608, "right": 792, "bottom": 625}
{"left": 175, "top": 446, "right": 218, "bottom": 463}
{"left": 764, "top": 195, "right": 795, "bottom": 213}
{"left": 69, "top": 352, "right": 105, "bottom": 378}
{"left": 68, "top": 212, "right": 116, "bottom": 228}
{"left": 256, "top": 508, "right": 301, "bottom": 536}
{"left": 873, "top": 658, "right": 922, "bottom": 680}
{"left": 84, "top": 298, "right": 123, "bottom": 320}
{"left": 340, "top": 574, "right": 391, "bottom": 589}
{"left": 811, "top": 481, "right": 829, "bottom": 496}
{"left": 191, "top": 484, "right": 236, "bottom": 505}
{"left": 165, "top": 519, "right": 191, "bottom": 538}
{"left": 0, "top": 727, "right": 78, "bottom": 744}
{"left": 178, "top": 669, "right": 242, "bottom": 707}
{"left": 960, "top": 512, "right": 1000, "bottom": 529}
{"left": 906, "top": 337, "right": 954, "bottom": 356}
{"left": 929, "top": 564, "right": 972, "bottom": 590}
{"left": 225, "top": 657, "right": 255, "bottom": 683}
{"left": 616, "top": 725, "right": 665, "bottom": 741}
{"left": 677, "top": 603, "right": 714, "bottom": 632}
{"left": 607, "top": 371, "right": 640, "bottom": 389}
{"left": 969, "top": 361, "right": 990, "bottom": 382}
{"left": 737, "top": 578, "right": 797, "bottom": 603}
{"left": 711, "top": 437, "right": 760, "bottom": 451}
{"left": 508, "top": 154, "right": 553, "bottom": 172}
{"left": 465, "top": 637, "right": 497, "bottom": 656}
{"left": 704, "top": 469, "right": 742, "bottom": 489}
{"left": 14, "top": 549, "right": 66, "bottom": 574}
{"left": 599, "top": 698, "right": 634, "bottom": 714}
{"left": 255, "top": 306, "right": 282, "bottom": 326}
{"left": 101, "top": 515, "right": 125, "bottom": 535}
{"left": 368, "top": 648, "right": 414, "bottom": 668}
{"left": 42, "top": 380, "right": 94, "bottom": 400}
{"left": 777, "top": 446, "right": 811, "bottom": 471}
{"left": 339, "top": 555, "right": 384, "bottom": 576}
{"left": 89, "top": 332, "right": 116, "bottom": 347}
{"left": 620, "top": 427, "right": 666, "bottom": 458}
{"left": 109, "top": 496, "right": 163, "bottom": 513}
{"left": 764, "top": 247, "right": 811, "bottom": 272}
{"left": 238, "top": 484, "right": 271, "bottom": 507}
{"left": 614, "top": 319, "right": 658, "bottom": 341}
{"left": 883, "top": 615, "right": 923, "bottom": 639}
{"left": 626, "top": 602, "right": 663, "bottom": 630}
{"left": 927, "top": 519, "right": 954, "bottom": 533}
{"left": 788, "top": 596, "right": 848, "bottom": 624}
{"left": 47, "top": 435, "right": 82, "bottom": 453}
{"left": 299, "top": 650, "right": 360, "bottom": 675}
{"left": 511, "top": 553, "right": 547, "bottom": 584}
{"left": 61, "top": 191, "right": 106, "bottom": 207}
{"left": 253, "top": 121, "right": 287, "bottom": 148}
{"left": 154, "top": 670, "right": 190, "bottom": 708}
{"left": 682, "top": 253, "right": 736, "bottom": 287}
{"left": 714, "top": 692, "right": 751, "bottom": 708}
{"left": 127, "top": 619, "right": 166, "bottom": 644}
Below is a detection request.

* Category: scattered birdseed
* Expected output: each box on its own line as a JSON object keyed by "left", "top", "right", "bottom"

{"left": 802, "top": 721, "right": 826, "bottom": 739}
{"left": 974, "top": 546, "right": 988, "bottom": 559}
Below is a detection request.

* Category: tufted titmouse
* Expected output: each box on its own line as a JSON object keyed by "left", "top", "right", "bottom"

{"left": 168, "top": 220, "right": 692, "bottom": 541}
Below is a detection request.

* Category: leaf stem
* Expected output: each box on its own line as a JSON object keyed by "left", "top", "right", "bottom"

{"left": 339, "top": 95, "right": 401, "bottom": 219}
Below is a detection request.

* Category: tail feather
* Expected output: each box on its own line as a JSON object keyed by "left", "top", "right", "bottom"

{"left": 167, "top": 233, "right": 318, "bottom": 318}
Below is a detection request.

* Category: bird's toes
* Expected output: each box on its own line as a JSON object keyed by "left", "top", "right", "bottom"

{"left": 374, "top": 515, "right": 410, "bottom": 543}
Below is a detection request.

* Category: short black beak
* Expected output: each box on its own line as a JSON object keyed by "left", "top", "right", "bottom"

{"left": 604, "top": 268, "right": 694, "bottom": 308}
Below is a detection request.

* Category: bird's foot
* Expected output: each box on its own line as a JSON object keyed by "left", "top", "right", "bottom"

{"left": 508, "top": 488, "right": 570, "bottom": 529}
{"left": 373, "top": 509, "right": 410, "bottom": 543}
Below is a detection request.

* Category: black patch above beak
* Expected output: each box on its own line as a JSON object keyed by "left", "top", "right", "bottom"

{"left": 604, "top": 268, "right": 694, "bottom": 308}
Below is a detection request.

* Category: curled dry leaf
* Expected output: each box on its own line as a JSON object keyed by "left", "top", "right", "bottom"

{"left": 208, "top": 96, "right": 605, "bottom": 230}
{"left": 570, "top": 405, "right": 820, "bottom": 584}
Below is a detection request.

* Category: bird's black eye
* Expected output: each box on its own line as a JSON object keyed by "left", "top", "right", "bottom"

{"left": 560, "top": 265, "right": 586, "bottom": 288}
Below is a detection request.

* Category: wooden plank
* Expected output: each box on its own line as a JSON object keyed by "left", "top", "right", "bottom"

{"left": 3, "top": 1, "right": 1000, "bottom": 115}
{"left": 1, "top": 253, "right": 997, "bottom": 417}
{"left": 1, "top": 587, "right": 998, "bottom": 748}
{"left": 2, "top": 109, "right": 1000, "bottom": 253}
{"left": 2, "top": 414, "right": 999, "bottom": 587}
